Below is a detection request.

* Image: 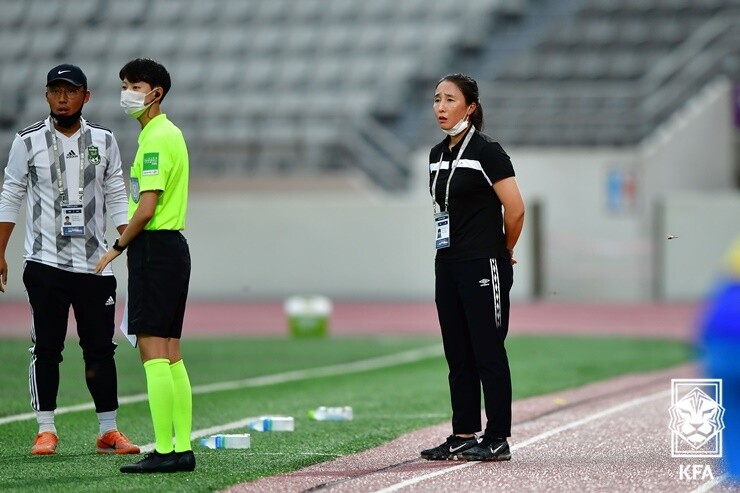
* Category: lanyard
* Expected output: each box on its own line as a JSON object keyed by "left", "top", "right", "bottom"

{"left": 430, "top": 126, "right": 475, "bottom": 213}
{"left": 49, "top": 117, "right": 87, "bottom": 204}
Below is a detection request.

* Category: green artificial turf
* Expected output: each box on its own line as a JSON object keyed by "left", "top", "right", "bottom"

{"left": 0, "top": 335, "right": 694, "bottom": 492}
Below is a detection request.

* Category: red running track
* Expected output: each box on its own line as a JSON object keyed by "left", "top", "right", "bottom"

{"left": 0, "top": 300, "right": 702, "bottom": 341}
{"left": 225, "top": 363, "right": 739, "bottom": 493}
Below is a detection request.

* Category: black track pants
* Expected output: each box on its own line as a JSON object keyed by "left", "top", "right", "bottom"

{"left": 435, "top": 257, "right": 513, "bottom": 439}
{"left": 23, "top": 261, "right": 119, "bottom": 412}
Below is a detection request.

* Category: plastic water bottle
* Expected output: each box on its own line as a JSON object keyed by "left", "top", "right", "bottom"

{"left": 308, "top": 406, "right": 353, "bottom": 421}
{"left": 200, "top": 433, "right": 251, "bottom": 449}
{"left": 247, "top": 416, "right": 295, "bottom": 431}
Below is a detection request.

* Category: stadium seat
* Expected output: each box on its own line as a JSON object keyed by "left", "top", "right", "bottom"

{"left": 286, "top": 0, "right": 324, "bottom": 22}
{"left": 25, "top": 0, "right": 62, "bottom": 26}
{"left": 355, "top": 24, "right": 390, "bottom": 54}
{"left": 210, "top": 0, "right": 253, "bottom": 24}
{"left": 108, "top": 28, "right": 147, "bottom": 57}
{"left": 177, "top": 29, "right": 216, "bottom": 58}
{"left": 309, "top": 57, "right": 346, "bottom": 89}
{"left": 146, "top": 29, "right": 183, "bottom": 59}
{"left": 0, "top": 0, "right": 27, "bottom": 27}
{"left": 58, "top": 0, "right": 100, "bottom": 24}
{"left": 205, "top": 59, "right": 242, "bottom": 90}
{"left": 357, "top": 0, "right": 395, "bottom": 20}
{"left": 102, "top": 0, "right": 148, "bottom": 25}
{"left": 212, "top": 27, "right": 251, "bottom": 56}
{"left": 538, "top": 52, "right": 574, "bottom": 80}
{"left": 0, "top": 30, "right": 29, "bottom": 60}
{"left": 26, "top": 28, "right": 68, "bottom": 59}
{"left": 254, "top": 0, "right": 290, "bottom": 23}
{"left": 316, "top": 25, "right": 354, "bottom": 54}
{"left": 69, "top": 29, "right": 113, "bottom": 58}
{"left": 239, "top": 57, "right": 277, "bottom": 90}
{"left": 282, "top": 27, "right": 321, "bottom": 56}
{"left": 248, "top": 26, "right": 284, "bottom": 55}
{"left": 272, "top": 57, "right": 311, "bottom": 89}
{"left": 181, "top": 0, "right": 220, "bottom": 24}
{"left": 148, "top": 0, "right": 189, "bottom": 24}
{"left": 324, "top": 1, "right": 361, "bottom": 21}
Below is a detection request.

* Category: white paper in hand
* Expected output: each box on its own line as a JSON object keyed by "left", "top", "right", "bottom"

{"left": 119, "top": 294, "right": 137, "bottom": 347}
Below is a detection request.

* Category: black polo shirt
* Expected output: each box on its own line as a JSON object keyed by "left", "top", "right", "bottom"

{"left": 429, "top": 129, "right": 515, "bottom": 262}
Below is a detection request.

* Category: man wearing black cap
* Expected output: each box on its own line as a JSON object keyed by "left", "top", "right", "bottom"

{"left": 0, "top": 64, "right": 140, "bottom": 456}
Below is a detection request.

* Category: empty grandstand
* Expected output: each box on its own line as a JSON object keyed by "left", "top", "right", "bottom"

{"left": 0, "top": 0, "right": 738, "bottom": 191}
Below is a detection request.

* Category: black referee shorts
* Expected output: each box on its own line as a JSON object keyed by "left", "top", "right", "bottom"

{"left": 127, "top": 230, "right": 191, "bottom": 339}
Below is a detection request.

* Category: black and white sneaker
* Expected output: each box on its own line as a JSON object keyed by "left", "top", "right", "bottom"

{"left": 459, "top": 438, "right": 511, "bottom": 461}
{"left": 420, "top": 435, "right": 479, "bottom": 460}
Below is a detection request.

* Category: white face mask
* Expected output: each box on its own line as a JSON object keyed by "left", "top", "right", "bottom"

{"left": 441, "top": 116, "right": 469, "bottom": 136}
{"left": 441, "top": 104, "right": 473, "bottom": 136}
{"left": 120, "top": 89, "right": 156, "bottom": 118}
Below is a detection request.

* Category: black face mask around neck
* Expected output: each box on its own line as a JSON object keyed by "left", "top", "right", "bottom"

{"left": 50, "top": 108, "right": 82, "bottom": 129}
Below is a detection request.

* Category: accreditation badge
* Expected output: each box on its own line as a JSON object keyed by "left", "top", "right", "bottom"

{"left": 61, "top": 203, "right": 85, "bottom": 236}
{"left": 434, "top": 212, "right": 450, "bottom": 249}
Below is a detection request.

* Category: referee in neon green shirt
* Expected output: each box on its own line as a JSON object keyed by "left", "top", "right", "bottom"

{"left": 95, "top": 58, "right": 193, "bottom": 474}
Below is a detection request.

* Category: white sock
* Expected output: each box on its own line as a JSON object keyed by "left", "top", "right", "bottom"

{"left": 97, "top": 411, "right": 117, "bottom": 436}
{"left": 36, "top": 411, "right": 56, "bottom": 435}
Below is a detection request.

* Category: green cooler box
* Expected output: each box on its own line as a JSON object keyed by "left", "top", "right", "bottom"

{"left": 284, "top": 295, "right": 332, "bottom": 338}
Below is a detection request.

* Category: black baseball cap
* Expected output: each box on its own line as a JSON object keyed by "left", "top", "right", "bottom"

{"left": 47, "top": 64, "right": 87, "bottom": 87}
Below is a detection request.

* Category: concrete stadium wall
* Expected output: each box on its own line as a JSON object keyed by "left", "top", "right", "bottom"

{"left": 506, "top": 78, "right": 736, "bottom": 302}
{"left": 656, "top": 192, "right": 740, "bottom": 301}
{"left": 0, "top": 184, "right": 533, "bottom": 303}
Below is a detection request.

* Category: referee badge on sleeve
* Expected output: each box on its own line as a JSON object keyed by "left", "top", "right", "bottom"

{"left": 131, "top": 177, "right": 140, "bottom": 203}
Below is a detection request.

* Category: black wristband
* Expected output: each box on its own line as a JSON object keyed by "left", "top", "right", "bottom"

{"left": 112, "top": 238, "right": 127, "bottom": 252}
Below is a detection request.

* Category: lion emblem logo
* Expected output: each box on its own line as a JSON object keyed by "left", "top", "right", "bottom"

{"left": 669, "top": 385, "right": 724, "bottom": 456}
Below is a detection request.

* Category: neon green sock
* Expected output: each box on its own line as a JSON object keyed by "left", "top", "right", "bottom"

{"left": 170, "top": 359, "right": 193, "bottom": 453}
{"left": 143, "top": 358, "right": 174, "bottom": 454}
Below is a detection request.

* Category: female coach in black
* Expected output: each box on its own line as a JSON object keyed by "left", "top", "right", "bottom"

{"left": 421, "top": 74, "right": 525, "bottom": 462}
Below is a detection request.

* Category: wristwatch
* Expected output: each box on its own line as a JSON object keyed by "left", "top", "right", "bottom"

{"left": 112, "top": 238, "right": 127, "bottom": 252}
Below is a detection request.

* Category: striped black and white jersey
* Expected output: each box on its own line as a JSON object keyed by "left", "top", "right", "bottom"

{"left": 0, "top": 116, "right": 128, "bottom": 275}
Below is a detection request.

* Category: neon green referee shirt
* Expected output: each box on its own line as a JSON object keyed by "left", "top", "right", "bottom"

{"left": 128, "top": 114, "right": 189, "bottom": 230}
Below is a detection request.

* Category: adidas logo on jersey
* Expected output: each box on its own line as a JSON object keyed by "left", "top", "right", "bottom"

{"left": 65, "top": 149, "right": 78, "bottom": 159}
{"left": 105, "top": 296, "right": 115, "bottom": 306}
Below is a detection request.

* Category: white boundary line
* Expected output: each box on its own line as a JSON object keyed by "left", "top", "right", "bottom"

{"left": 372, "top": 390, "right": 671, "bottom": 493}
{"left": 0, "top": 344, "right": 443, "bottom": 426}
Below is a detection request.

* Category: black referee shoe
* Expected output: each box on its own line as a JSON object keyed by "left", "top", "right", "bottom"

{"left": 459, "top": 438, "right": 511, "bottom": 461}
{"left": 175, "top": 450, "right": 196, "bottom": 472}
{"left": 421, "top": 435, "right": 479, "bottom": 460}
{"left": 120, "top": 451, "right": 180, "bottom": 473}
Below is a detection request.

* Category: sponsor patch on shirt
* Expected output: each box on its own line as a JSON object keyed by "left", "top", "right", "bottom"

{"left": 143, "top": 152, "right": 159, "bottom": 176}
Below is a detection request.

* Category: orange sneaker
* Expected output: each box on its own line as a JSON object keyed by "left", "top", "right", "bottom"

{"left": 32, "top": 432, "right": 58, "bottom": 455}
{"left": 96, "top": 430, "right": 140, "bottom": 454}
